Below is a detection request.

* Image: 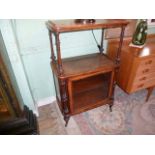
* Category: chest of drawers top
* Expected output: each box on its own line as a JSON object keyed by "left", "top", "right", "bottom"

{"left": 121, "top": 37, "right": 155, "bottom": 58}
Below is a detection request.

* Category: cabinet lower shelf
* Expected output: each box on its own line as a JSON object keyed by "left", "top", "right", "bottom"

{"left": 69, "top": 71, "right": 111, "bottom": 114}
{"left": 72, "top": 86, "right": 110, "bottom": 114}
{"left": 52, "top": 54, "right": 115, "bottom": 126}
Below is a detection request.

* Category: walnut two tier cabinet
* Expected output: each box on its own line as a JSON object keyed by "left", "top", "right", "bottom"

{"left": 46, "top": 19, "right": 128, "bottom": 126}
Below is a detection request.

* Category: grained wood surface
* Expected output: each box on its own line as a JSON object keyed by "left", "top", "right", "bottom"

{"left": 46, "top": 19, "right": 129, "bottom": 33}
{"left": 47, "top": 19, "right": 128, "bottom": 126}
{"left": 71, "top": 73, "right": 111, "bottom": 114}
{"left": 107, "top": 34, "right": 155, "bottom": 101}
{"left": 52, "top": 53, "right": 115, "bottom": 78}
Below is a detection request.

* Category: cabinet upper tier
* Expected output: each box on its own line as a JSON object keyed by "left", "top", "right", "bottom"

{"left": 46, "top": 19, "right": 129, "bottom": 33}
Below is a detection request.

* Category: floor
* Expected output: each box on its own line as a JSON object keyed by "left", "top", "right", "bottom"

{"left": 38, "top": 100, "right": 83, "bottom": 135}
{"left": 38, "top": 103, "right": 67, "bottom": 134}
{"left": 38, "top": 86, "right": 155, "bottom": 135}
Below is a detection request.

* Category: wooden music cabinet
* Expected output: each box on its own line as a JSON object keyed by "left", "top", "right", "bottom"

{"left": 107, "top": 35, "right": 155, "bottom": 102}
{"left": 46, "top": 19, "right": 128, "bottom": 126}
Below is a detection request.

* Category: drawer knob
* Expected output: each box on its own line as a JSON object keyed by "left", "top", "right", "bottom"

{"left": 145, "top": 60, "right": 152, "bottom": 65}
{"left": 139, "top": 77, "right": 147, "bottom": 81}
{"left": 142, "top": 69, "right": 149, "bottom": 74}
{"left": 137, "top": 84, "right": 144, "bottom": 88}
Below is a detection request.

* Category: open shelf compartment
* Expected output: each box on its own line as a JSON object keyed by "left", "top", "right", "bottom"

{"left": 69, "top": 72, "right": 112, "bottom": 114}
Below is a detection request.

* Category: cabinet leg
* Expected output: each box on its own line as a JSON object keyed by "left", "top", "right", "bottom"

{"left": 64, "top": 114, "right": 70, "bottom": 127}
{"left": 109, "top": 104, "right": 113, "bottom": 112}
{"left": 109, "top": 105, "right": 113, "bottom": 112}
{"left": 109, "top": 97, "right": 114, "bottom": 112}
{"left": 59, "top": 78, "right": 70, "bottom": 127}
{"left": 146, "top": 87, "right": 154, "bottom": 102}
{"left": 108, "top": 71, "right": 115, "bottom": 112}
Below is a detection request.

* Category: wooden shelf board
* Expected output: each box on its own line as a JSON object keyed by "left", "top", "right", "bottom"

{"left": 52, "top": 53, "right": 115, "bottom": 78}
{"left": 46, "top": 19, "right": 129, "bottom": 33}
{"left": 72, "top": 85, "right": 109, "bottom": 113}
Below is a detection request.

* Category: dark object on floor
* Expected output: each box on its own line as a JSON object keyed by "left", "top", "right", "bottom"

{"left": 0, "top": 50, "right": 38, "bottom": 135}
{"left": 0, "top": 106, "right": 39, "bottom": 135}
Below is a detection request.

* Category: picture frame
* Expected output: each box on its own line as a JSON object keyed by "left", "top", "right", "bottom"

{"left": 147, "top": 19, "right": 155, "bottom": 26}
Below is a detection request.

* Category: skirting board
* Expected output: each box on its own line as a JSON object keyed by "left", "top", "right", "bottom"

{"left": 37, "top": 96, "right": 56, "bottom": 107}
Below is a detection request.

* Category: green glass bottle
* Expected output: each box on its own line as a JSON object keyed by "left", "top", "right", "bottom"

{"left": 132, "top": 19, "right": 148, "bottom": 46}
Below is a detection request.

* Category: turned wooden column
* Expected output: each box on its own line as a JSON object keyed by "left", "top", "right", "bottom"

{"left": 48, "top": 31, "right": 56, "bottom": 63}
{"left": 100, "top": 28, "right": 105, "bottom": 54}
{"left": 108, "top": 70, "right": 115, "bottom": 112}
{"left": 59, "top": 78, "right": 70, "bottom": 126}
{"left": 55, "top": 32, "right": 63, "bottom": 75}
{"left": 116, "top": 26, "right": 126, "bottom": 64}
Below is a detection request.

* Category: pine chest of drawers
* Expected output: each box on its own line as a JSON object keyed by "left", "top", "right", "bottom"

{"left": 107, "top": 36, "right": 155, "bottom": 101}
{"left": 128, "top": 56, "right": 155, "bottom": 93}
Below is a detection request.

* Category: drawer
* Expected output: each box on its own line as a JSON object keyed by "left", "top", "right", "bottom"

{"left": 139, "top": 57, "right": 155, "bottom": 67}
{"left": 131, "top": 77, "right": 155, "bottom": 92}
{"left": 136, "top": 64, "right": 155, "bottom": 77}
{"left": 136, "top": 66, "right": 151, "bottom": 77}
{"left": 136, "top": 57, "right": 155, "bottom": 75}
{"left": 133, "top": 71, "right": 155, "bottom": 85}
{"left": 131, "top": 82, "right": 146, "bottom": 92}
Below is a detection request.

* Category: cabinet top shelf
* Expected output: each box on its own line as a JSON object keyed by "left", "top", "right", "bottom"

{"left": 51, "top": 53, "right": 115, "bottom": 78}
{"left": 46, "top": 19, "right": 129, "bottom": 33}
